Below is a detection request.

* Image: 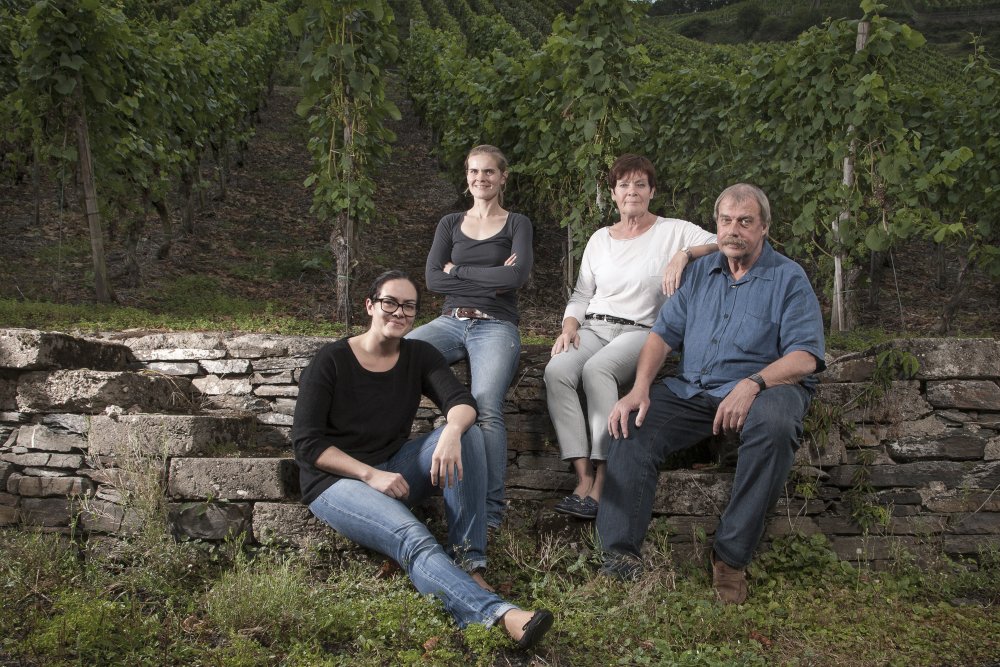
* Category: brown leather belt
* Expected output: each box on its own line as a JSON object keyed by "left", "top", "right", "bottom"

{"left": 452, "top": 307, "right": 495, "bottom": 320}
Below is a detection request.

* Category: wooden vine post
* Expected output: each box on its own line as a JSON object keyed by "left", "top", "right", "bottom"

{"left": 831, "top": 18, "right": 869, "bottom": 333}
{"left": 75, "top": 87, "right": 114, "bottom": 303}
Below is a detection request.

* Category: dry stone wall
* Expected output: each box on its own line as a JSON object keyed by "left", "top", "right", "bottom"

{"left": 1, "top": 328, "right": 998, "bottom": 568}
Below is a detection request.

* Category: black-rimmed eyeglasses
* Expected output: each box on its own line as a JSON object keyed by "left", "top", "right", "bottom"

{"left": 374, "top": 297, "right": 417, "bottom": 317}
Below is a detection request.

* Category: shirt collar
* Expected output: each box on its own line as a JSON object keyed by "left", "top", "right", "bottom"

{"left": 710, "top": 241, "right": 777, "bottom": 281}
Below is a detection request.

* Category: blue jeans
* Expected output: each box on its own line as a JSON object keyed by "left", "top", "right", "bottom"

{"left": 596, "top": 382, "right": 811, "bottom": 568}
{"left": 407, "top": 315, "right": 521, "bottom": 528}
{"left": 309, "top": 426, "right": 516, "bottom": 627}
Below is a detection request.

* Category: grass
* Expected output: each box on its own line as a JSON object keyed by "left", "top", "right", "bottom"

{"left": 2, "top": 524, "right": 999, "bottom": 666}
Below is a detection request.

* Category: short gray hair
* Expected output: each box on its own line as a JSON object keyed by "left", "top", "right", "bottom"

{"left": 713, "top": 183, "right": 771, "bottom": 227}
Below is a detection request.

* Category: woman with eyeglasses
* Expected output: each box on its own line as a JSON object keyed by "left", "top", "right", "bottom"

{"left": 292, "top": 270, "right": 553, "bottom": 649}
{"left": 544, "top": 154, "right": 718, "bottom": 521}
{"left": 407, "top": 145, "right": 533, "bottom": 531}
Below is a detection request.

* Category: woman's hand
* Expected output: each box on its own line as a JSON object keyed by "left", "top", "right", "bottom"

{"left": 504, "top": 253, "right": 517, "bottom": 266}
{"left": 551, "top": 331, "right": 580, "bottom": 356}
{"left": 661, "top": 251, "right": 690, "bottom": 296}
{"left": 365, "top": 469, "right": 410, "bottom": 499}
{"left": 551, "top": 318, "right": 581, "bottom": 356}
{"left": 431, "top": 426, "right": 464, "bottom": 488}
{"left": 443, "top": 261, "right": 455, "bottom": 274}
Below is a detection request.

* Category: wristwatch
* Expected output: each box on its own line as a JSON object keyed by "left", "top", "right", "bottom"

{"left": 748, "top": 373, "right": 767, "bottom": 392}
{"left": 680, "top": 246, "right": 694, "bottom": 261}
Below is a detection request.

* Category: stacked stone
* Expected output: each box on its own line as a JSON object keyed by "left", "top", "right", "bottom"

{"left": 0, "top": 329, "right": 190, "bottom": 530}
{"left": 2, "top": 328, "right": 999, "bottom": 569}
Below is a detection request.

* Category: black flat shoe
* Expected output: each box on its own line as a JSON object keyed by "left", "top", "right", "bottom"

{"left": 516, "top": 609, "right": 554, "bottom": 650}
{"left": 553, "top": 494, "right": 583, "bottom": 515}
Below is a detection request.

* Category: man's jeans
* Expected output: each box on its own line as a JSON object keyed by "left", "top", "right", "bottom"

{"left": 309, "top": 425, "right": 515, "bottom": 628}
{"left": 596, "top": 382, "right": 811, "bottom": 568}
{"left": 407, "top": 315, "right": 521, "bottom": 528}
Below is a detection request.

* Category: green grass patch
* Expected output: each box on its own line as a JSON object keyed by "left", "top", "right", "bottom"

{"left": 1, "top": 529, "right": 998, "bottom": 665}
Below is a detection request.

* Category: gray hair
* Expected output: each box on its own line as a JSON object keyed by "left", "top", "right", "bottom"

{"left": 713, "top": 183, "right": 771, "bottom": 227}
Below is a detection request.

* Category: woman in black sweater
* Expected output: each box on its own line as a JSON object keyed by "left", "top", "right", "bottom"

{"left": 292, "top": 270, "right": 552, "bottom": 649}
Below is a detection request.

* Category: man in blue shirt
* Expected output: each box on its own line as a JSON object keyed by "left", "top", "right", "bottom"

{"left": 596, "top": 183, "right": 826, "bottom": 604}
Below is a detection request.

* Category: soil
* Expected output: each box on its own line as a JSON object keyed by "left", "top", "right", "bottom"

{"left": 0, "top": 83, "right": 997, "bottom": 342}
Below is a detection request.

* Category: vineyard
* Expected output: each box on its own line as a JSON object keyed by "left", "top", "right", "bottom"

{"left": 0, "top": 0, "right": 998, "bottom": 335}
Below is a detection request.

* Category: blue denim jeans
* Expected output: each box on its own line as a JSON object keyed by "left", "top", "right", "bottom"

{"left": 596, "top": 382, "right": 811, "bottom": 568}
{"left": 308, "top": 426, "right": 516, "bottom": 627}
{"left": 407, "top": 315, "right": 521, "bottom": 528}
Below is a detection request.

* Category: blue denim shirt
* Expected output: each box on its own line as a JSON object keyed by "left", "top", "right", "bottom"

{"left": 652, "top": 241, "right": 826, "bottom": 399}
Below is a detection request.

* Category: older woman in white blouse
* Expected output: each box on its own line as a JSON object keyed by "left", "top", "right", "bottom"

{"left": 544, "top": 154, "right": 718, "bottom": 520}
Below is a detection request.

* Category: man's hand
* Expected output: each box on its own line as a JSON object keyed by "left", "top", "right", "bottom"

{"left": 366, "top": 469, "right": 410, "bottom": 499}
{"left": 661, "top": 251, "right": 689, "bottom": 296}
{"left": 608, "top": 389, "right": 650, "bottom": 440}
{"left": 712, "top": 379, "right": 759, "bottom": 434}
{"left": 430, "top": 427, "right": 464, "bottom": 488}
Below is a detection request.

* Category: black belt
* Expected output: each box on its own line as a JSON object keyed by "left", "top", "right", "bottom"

{"left": 452, "top": 307, "right": 495, "bottom": 320}
{"left": 585, "top": 313, "right": 649, "bottom": 328}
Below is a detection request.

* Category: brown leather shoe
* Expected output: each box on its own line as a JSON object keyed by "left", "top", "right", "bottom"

{"left": 711, "top": 551, "right": 748, "bottom": 604}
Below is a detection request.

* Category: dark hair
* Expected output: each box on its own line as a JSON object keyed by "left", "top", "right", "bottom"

{"left": 713, "top": 183, "right": 771, "bottom": 227}
{"left": 608, "top": 154, "right": 656, "bottom": 191}
{"left": 367, "top": 270, "right": 418, "bottom": 306}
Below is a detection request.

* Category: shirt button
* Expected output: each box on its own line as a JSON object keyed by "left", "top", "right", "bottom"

{"left": 723, "top": 314, "right": 729, "bottom": 319}
{"left": 701, "top": 368, "right": 708, "bottom": 373}
{"left": 711, "top": 339, "right": 717, "bottom": 344}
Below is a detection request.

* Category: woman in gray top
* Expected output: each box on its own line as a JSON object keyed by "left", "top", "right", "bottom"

{"left": 407, "top": 145, "right": 534, "bottom": 530}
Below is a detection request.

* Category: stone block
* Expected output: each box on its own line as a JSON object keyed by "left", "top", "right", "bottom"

{"left": 252, "top": 501, "right": 348, "bottom": 548}
{"left": 253, "top": 385, "right": 299, "bottom": 397}
{"left": 653, "top": 470, "right": 734, "bottom": 515}
{"left": 0, "top": 461, "right": 10, "bottom": 487}
{"left": 514, "top": 452, "right": 569, "bottom": 472}
{"left": 0, "top": 501, "right": 19, "bottom": 526}
{"left": 943, "top": 534, "right": 1000, "bottom": 556}
{"left": 134, "top": 348, "right": 228, "bottom": 362}
{"left": 795, "top": 429, "right": 846, "bottom": 467}
{"left": 814, "top": 381, "right": 931, "bottom": 424}
{"left": 16, "top": 370, "right": 193, "bottom": 414}
{"left": 201, "top": 395, "right": 272, "bottom": 413}
{"left": 251, "top": 357, "right": 312, "bottom": 372}
{"left": 201, "top": 359, "right": 252, "bottom": 375}
{"left": 145, "top": 362, "right": 200, "bottom": 376}
{"left": 16, "top": 424, "right": 87, "bottom": 453}
{"left": 828, "top": 535, "right": 926, "bottom": 562}
{"left": 657, "top": 515, "right": 720, "bottom": 541}
{"left": 926, "top": 380, "right": 1000, "bottom": 411}
{"left": 192, "top": 375, "right": 252, "bottom": 396}
{"left": 2, "top": 452, "right": 52, "bottom": 467}
{"left": 13, "top": 475, "right": 94, "bottom": 497}
{"left": 169, "top": 501, "right": 252, "bottom": 540}
{"left": 507, "top": 430, "right": 554, "bottom": 452}
{"left": 924, "top": 489, "right": 1000, "bottom": 513}
{"left": 23, "top": 467, "right": 70, "bottom": 477}
{"left": 114, "top": 332, "right": 226, "bottom": 356}
{"left": 949, "top": 512, "right": 1000, "bottom": 535}
{"left": 271, "top": 398, "right": 297, "bottom": 416}
{"left": 505, "top": 467, "right": 573, "bottom": 492}
{"left": 0, "top": 371, "right": 17, "bottom": 410}
{"left": 167, "top": 457, "right": 299, "bottom": 501}
{"left": 226, "top": 334, "right": 331, "bottom": 359}
{"left": 251, "top": 370, "right": 293, "bottom": 384}
{"left": 256, "top": 413, "right": 294, "bottom": 426}
{"left": 40, "top": 413, "right": 89, "bottom": 433}
{"left": 900, "top": 338, "right": 1000, "bottom": 380}
{"left": 887, "top": 515, "right": 947, "bottom": 535}
{"left": 986, "top": 436, "right": 1000, "bottom": 462}
{"left": 88, "top": 413, "right": 255, "bottom": 458}
{"left": 20, "top": 497, "right": 72, "bottom": 526}
{"left": 887, "top": 432, "right": 988, "bottom": 462}
{"left": 79, "top": 499, "right": 131, "bottom": 533}
{"left": 765, "top": 516, "right": 821, "bottom": 537}
{"left": 826, "top": 461, "right": 972, "bottom": 489}
{"left": 0, "top": 329, "right": 131, "bottom": 371}
{"left": 820, "top": 354, "right": 875, "bottom": 383}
